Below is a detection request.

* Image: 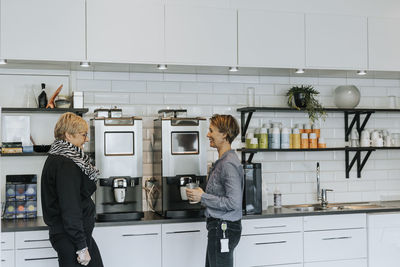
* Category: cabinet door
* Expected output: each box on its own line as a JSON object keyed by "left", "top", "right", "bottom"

{"left": 1, "top": 0, "right": 85, "bottom": 61}
{"left": 162, "top": 222, "right": 207, "bottom": 267}
{"left": 1, "top": 250, "right": 15, "bottom": 267}
{"left": 304, "top": 258, "right": 366, "bottom": 267}
{"left": 305, "top": 13, "right": 367, "bottom": 69}
{"left": 304, "top": 228, "right": 366, "bottom": 262}
{"left": 368, "top": 17, "right": 400, "bottom": 71}
{"left": 368, "top": 213, "right": 400, "bottom": 267}
{"left": 165, "top": 5, "right": 237, "bottom": 66}
{"left": 93, "top": 224, "right": 161, "bottom": 267}
{"left": 235, "top": 232, "right": 303, "bottom": 267}
{"left": 15, "top": 230, "right": 51, "bottom": 249}
{"left": 238, "top": 10, "right": 305, "bottom": 68}
{"left": 87, "top": 0, "right": 164, "bottom": 64}
{"left": 1, "top": 232, "right": 14, "bottom": 250}
{"left": 15, "top": 248, "right": 57, "bottom": 267}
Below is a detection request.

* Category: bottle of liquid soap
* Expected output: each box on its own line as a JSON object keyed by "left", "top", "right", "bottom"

{"left": 38, "top": 83, "right": 48, "bottom": 108}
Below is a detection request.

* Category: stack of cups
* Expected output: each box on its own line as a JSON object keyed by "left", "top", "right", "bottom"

{"left": 259, "top": 128, "right": 268, "bottom": 149}
{"left": 309, "top": 132, "right": 318, "bottom": 149}
{"left": 270, "top": 127, "right": 281, "bottom": 149}
{"left": 245, "top": 132, "right": 255, "bottom": 148}
{"left": 292, "top": 128, "right": 301, "bottom": 149}
{"left": 281, "top": 127, "right": 290, "bottom": 149}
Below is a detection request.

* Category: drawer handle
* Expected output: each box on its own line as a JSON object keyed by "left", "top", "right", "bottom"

{"left": 255, "top": 241, "right": 287, "bottom": 245}
{"left": 122, "top": 233, "right": 159, "bottom": 237}
{"left": 166, "top": 230, "right": 201, "bottom": 234}
{"left": 24, "top": 239, "right": 50, "bottom": 243}
{"left": 1, "top": 241, "right": 5, "bottom": 244}
{"left": 254, "top": 225, "right": 286, "bottom": 229}
{"left": 25, "top": 256, "right": 58, "bottom": 261}
{"left": 322, "top": 236, "right": 352, "bottom": 241}
{"left": 1, "top": 259, "right": 5, "bottom": 262}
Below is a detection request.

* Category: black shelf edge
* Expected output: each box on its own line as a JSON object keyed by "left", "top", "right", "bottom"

{"left": 1, "top": 107, "right": 89, "bottom": 115}
{"left": 236, "top": 106, "right": 400, "bottom": 113}
{"left": 238, "top": 147, "right": 346, "bottom": 152}
{"left": 1, "top": 152, "right": 48, "bottom": 157}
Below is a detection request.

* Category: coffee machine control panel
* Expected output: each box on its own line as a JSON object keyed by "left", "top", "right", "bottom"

{"left": 99, "top": 177, "right": 139, "bottom": 187}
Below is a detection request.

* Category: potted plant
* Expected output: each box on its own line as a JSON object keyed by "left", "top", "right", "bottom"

{"left": 286, "top": 85, "right": 326, "bottom": 123}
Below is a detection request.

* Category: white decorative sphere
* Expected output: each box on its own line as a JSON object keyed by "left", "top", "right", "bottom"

{"left": 334, "top": 85, "right": 361, "bottom": 108}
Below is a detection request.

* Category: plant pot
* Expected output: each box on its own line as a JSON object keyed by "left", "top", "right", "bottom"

{"left": 294, "top": 92, "right": 307, "bottom": 108}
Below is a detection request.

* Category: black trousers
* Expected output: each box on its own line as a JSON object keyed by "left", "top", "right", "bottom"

{"left": 205, "top": 218, "right": 242, "bottom": 267}
{"left": 50, "top": 232, "right": 104, "bottom": 267}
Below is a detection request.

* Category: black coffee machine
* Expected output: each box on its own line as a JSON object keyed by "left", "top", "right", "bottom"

{"left": 153, "top": 109, "right": 208, "bottom": 218}
{"left": 243, "top": 163, "right": 262, "bottom": 215}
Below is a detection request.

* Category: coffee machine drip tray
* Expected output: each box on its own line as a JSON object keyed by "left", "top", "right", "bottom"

{"left": 165, "top": 210, "right": 204, "bottom": 219}
{"left": 97, "top": 211, "right": 144, "bottom": 222}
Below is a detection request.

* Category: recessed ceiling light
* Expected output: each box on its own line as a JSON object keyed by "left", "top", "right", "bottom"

{"left": 0, "top": 59, "right": 8, "bottom": 65}
{"left": 80, "top": 61, "right": 91, "bottom": 68}
{"left": 157, "top": 64, "right": 168, "bottom": 70}
{"left": 357, "top": 70, "right": 367, "bottom": 76}
{"left": 229, "top": 66, "right": 239, "bottom": 72}
{"left": 295, "top": 68, "right": 305, "bottom": 74}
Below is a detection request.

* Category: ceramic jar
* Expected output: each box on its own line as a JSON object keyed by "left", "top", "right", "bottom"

{"left": 334, "top": 85, "right": 361, "bottom": 108}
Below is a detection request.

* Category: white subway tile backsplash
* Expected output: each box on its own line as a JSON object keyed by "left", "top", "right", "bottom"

{"left": 94, "top": 71, "right": 129, "bottom": 80}
{"left": 180, "top": 82, "right": 213, "bottom": 93}
{"left": 197, "top": 74, "right": 229, "bottom": 83}
{"left": 289, "top": 76, "right": 319, "bottom": 85}
{"left": 259, "top": 95, "right": 286, "bottom": 107}
{"left": 374, "top": 78, "right": 400, "bottom": 87}
{"left": 164, "top": 94, "right": 197, "bottom": 105}
{"left": 318, "top": 77, "right": 346, "bottom": 86}
{"left": 76, "top": 71, "right": 94, "bottom": 80}
{"left": 164, "top": 73, "right": 197, "bottom": 82}
{"left": 147, "top": 81, "right": 180, "bottom": 92}
{"left": 347, "top": 78, "right": 375, "bottom": 86}
{"left": 213, "top": 83, "right": 245, "bottom": 94}
{"left": 130, "top": 72, "right": 163, "bottom": 81}
{"left": 228, "top": 95, "right": 247, "bottom": 105}
{"left": 259, "top": 75, "right": 290, "bottom": 84}
{"left": 132, "top": 93, "right": 164, "bottom": 105}
{"left": 94, "top": 93, "right": 130, "bottom": 104}
{"left": 228, "top": 75, "right": 259, "bottom": 83}
{"left": 77, "top": 80, "right": 111, "bottom": 92}
{"left": 348, "top": 181, "right": 376, "bottom": 192}
{"left": 112, "top": 80, "right": 146, "bottom": 92}
{"left": 198, "top": 94, "right": 228, "bottom": 105}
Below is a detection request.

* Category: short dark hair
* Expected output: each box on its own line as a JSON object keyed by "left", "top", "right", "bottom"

{"left": 209, "top": 114, "right": 240, "bottom": 144}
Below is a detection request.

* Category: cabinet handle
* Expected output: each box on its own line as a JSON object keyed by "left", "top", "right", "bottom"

{"left": 24, "top": 239, "right": 50, "bottom": 243}
{"left": 1, "top": 241, "right": 5, "bottom": 244}
{"left": 322, "top": 236, "right": 352, "bottom": 241}
{"left": 166, "top": 230, "right": 201, "bottom": 234}
{"left": 122, "top": 233, "right": 158, "bottom": 237}
{"left": 25, "top": 256, "right": 58, "bottom": 261}
{"left": 1, "top": 259, "right": 5, "bottom": 262}
{"left": 254, "top": 225, "right": 286, "bottom": 229}
{"left": 254, "top": 241, "right": 287, "bottom": 245}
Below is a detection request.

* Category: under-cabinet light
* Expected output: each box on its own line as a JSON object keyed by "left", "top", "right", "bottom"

{"left": 0, "top": 59, "right": 8, "bottom": 65}
{"left": 357, "top": 70, "right": 367, "bottom": 76}
{"left": 229, "top": 66, "right": 239, "bottom": 72}
{"left": 295, "top": 68, "right": 305, "bottom": 74}
{"left": 80, "top": 61, "right": 91, "bottom": 68}
{"left": 157, "top": 64, "right": 168, "bottom": 70}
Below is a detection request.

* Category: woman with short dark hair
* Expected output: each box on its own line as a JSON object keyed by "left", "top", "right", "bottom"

{"left": 41, "top": 112, "right": 103, "bottom": 267}
{"left": 187, "top": 114, "right": 244, "bottom": 267}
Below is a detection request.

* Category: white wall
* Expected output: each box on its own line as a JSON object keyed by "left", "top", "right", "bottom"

{"left": 1, "top": 68, "right": 400, "bottom": 213}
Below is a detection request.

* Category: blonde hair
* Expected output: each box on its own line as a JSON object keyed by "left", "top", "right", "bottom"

{"left": 209, "top": 114, "right": 240, "bottom": 144}
{"left": 54, "top": 112, "right": 88, "bottom": 140}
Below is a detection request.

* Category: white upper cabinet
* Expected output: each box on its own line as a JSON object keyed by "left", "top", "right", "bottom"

{"left": 305, "top": 14, "right": 367, "bottom": 70}
{"left": 165, "top": 5, "right": 237, "bottom": 66}
{"left": 1, "top": 0, "right": 85, "bottom": 61}
{"left": 238, "top": 10, "right": 305, "bottom": 68}
{"left": 87, "top": 0, "right": 164, "bottom": 64}
{"left": 368, "top": 17, "right": 400, "bottom": 71}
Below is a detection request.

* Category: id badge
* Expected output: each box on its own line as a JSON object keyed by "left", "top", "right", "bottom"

{"left": 220, "top": 238, "right": 229, "bottom": 253}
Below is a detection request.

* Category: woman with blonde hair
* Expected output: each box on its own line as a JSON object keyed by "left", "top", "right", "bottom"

{"left": 41, "top": 112, "right": 103, "bottom": 267}
{"left": 187, "top": 114, "right": 244, "bottom": 267}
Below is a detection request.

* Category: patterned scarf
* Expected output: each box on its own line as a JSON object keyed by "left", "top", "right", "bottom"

{"left": 48, "top": 139, "right": 99, "bottom": 181}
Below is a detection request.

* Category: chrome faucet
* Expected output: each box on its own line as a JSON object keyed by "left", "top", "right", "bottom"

{"left": 316, "top": 162, "right": 333, "bottom": 208}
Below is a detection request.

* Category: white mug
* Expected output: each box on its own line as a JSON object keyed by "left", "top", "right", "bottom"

{"left": 372, "top": 137, "right": 384, "bottom": 147}
{"left": 384, "top": 135, "right": 393, "bottom": 147}
{"left": 114, "top": 188, "right": 126, "bottom": 203}
{"left": 186, "top": 183, "right": 200, "bottom": 204}
{"left": 180, "top": 186, "right": 188, "bottom": 200}
{"left": 360, "top": 138, "right": 371, "bottom": 147}
{"left": 361, "top": 130, "right": 370, "bottom": 140}
{"left": 351, "top": 139, "right": 359, "bottom": 147}
{"left": 370, "top": 131, "right": 381, "bottom": 141}
{"left": 351, "top": 129, "right": 359, "bottom": 140}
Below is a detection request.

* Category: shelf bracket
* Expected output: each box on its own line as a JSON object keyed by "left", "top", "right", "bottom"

{"left": 240, "top": 110, "right": 254, "bottom": 142}
{"left": 345, "top": 148, "right": 374, "bottom": 178}
{"left": 344, "top": 111, "right": 373, "bottom": 141}
{"left": 241, "top": 151, "right": 255, "bottom": 164}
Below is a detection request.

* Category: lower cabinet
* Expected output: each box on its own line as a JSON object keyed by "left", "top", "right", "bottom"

{"left": 1, "top": 232, "right": 15, "bottom": 267}
{"left": 235, "top": 217, "right": 303, "bottom": 267}
{"left": 93, "top": 224, "right": 162, "bottom": 267}
{"left": 368, "top": 212, "right": 400, "bottom": 267}
{"left": 161, "top": 222, "right": 207, "bottom": 267}
{"left": 303, "top": 214, "right": 367, "bottom": 266}
{"left": 1, "top": 249, "right": 15, "bottom": 267}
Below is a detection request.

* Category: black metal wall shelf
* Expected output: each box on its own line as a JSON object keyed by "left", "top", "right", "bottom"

{"left": 237, "top": 106, "right": 400, "bottom": 178}
{"left": 1, "top": 107, "right": 88, "bottom": 116}
{"left": 1, "top": 152, "right": 48, "bottom": 157}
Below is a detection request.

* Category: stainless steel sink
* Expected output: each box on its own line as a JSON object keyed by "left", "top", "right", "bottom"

{"left": 284, "top": 202, "right": 383, "bottom": 212}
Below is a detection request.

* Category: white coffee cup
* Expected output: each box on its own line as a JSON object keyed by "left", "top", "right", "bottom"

{"left": 186, "top": 183, "right": 200, "bottom": 204}
{"left": 384, "top": 135, "right": 393, "bottom": 147}
{"left": 351, "top": 139, "right": 359, "bottom": 147}
{"left": 361, "top": 130, "right": 370, "bottom": 140}
{"left": 370, "top": 130, "right": 381, "bottom": 141}
{"left": 114, "top": 188, "right": 126, "bottom": 203}
{"left": 360, "top": 138, "right": 371, "bottom": 147}
{"left": 180, "top": 186, "right": 188, "bottom": 200}
{"left": 350, "top": 129, "right": 359, "bottom": 140}
{"left": 372, "top": 137, "right": 384, "bottom": 147}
